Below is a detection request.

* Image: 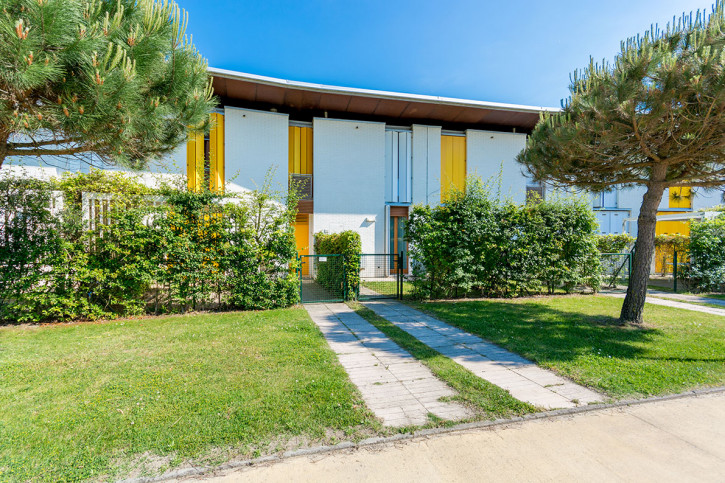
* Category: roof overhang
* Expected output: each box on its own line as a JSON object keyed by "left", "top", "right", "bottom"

{"left": 209, "top": 67, "right": 560, "bottom": 132}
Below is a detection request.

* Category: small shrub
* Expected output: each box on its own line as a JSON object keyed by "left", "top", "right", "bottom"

{"left": 314, "top": 231, "right": 361, "bottom": 300}
{"left": 596, "top": 233, "right": 635, "bottom": 253}
{"left": 686, "top": 215, "right": 725, "bottom": 292}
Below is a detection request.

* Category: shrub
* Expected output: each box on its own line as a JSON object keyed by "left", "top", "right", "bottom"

{"left": 0, "top": 171, "right": 298, "bottom": 323}
{"left": 687, "top": 215, "right": 725, "bottom": 292}
{"left": 313, "top": 231, "right": 361, "bottom": 300}
{"left": 596, "top": 233, "right": 635, "bottom": 253}
{"left": 406, "top": 178, "right": 602, "bottom": 299}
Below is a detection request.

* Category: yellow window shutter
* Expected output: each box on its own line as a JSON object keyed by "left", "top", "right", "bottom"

{"left": 186, "top": 131, "right": 203, "bottom": 191}
{"left": 669, "top": 186, "right": 692, "bottom": 209}
{"left": 209, "top": 113, "right": 225, "bottom": 192}
{"left": 441, "top": 135, "right": 466, "bottom": 201}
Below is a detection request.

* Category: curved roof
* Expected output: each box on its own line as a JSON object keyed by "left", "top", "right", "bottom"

{"left": 209, "top": 67, "right": 560, "bottom": 131}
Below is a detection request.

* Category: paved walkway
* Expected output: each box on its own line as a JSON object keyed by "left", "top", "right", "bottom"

{"left": 603, "top": 292, "right": 725, "bottom": 317}
{"left": 304, "top": 303, "right": 472, "bottom": 427}
{"left": 201, "top": 391, "right": 725, "bottom": 482}
{"left": 647, "top": 290, "right": 725, "bottom": 308}
{"left": 363, "top": 301, "right": 603, "bottom": 409}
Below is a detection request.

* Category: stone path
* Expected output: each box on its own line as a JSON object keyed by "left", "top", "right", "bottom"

{"left": 647, "top": 290, "right": 725, "bottom": 308}
{"left": 363, "top": 301, "right": 604, "bottom": 410}
{"left": 304, "top": 303, "right": 472, "bottom": 427}
{"left": 604, "top": 292, "right": 725, "bottom": 317}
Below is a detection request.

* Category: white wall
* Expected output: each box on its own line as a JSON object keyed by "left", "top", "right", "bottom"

{"left": 224, "top": 107, "right": 288, "bottom": 192}
{"left": 411, "top": 124, "right": 442, "bottom": 206}
{"left": 312, "top": 118, "right": 386, "bottom": 253}
{"left": 466, "top": 130, "right": 529, "bottom": 203}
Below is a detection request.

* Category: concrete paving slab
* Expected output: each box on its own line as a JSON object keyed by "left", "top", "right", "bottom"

{"left": 304, "top": 303, "right": 472, "bottom": 427}
{"left": 364, "top": 301, "right": 604, "bottom": 410}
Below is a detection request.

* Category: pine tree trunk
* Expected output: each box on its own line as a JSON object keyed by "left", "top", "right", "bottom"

{"left": 619, "top": 182, "right": 666, "bottom": 324}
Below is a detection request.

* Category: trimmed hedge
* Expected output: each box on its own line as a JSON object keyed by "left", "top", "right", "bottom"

{"left": 406, "top": 178, "right": 602, "bottom": 298}
{"left": 0, "top": 171, "right": 299, "bottom": 323}
{"left": 313, "top": 230, "right": 361, "bottom": 300}
{"left": 687, "top": 215, "right": 725, "bottom": 292}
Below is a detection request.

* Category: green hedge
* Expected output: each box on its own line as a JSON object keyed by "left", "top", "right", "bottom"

{"left": 596, "top": 233, "right": 635, "bottom": 253}
{"left": 686, "top": 215, "right": 725, "bottom": 292}
{"left": 0, "top": 171, "right": 299, "bottom": 323}
{"left": 313, "top": 231, "right": 361, "bottom": 300}
{"left": 406, "top": 178, "right": 602, "bottom": 298}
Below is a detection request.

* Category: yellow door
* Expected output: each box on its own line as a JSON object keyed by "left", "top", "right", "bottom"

{"left": 295, "top": 214, "right": 310, "bottom": 275}
{"left": 441, "top": 135, "right": 466, "bottom": 201}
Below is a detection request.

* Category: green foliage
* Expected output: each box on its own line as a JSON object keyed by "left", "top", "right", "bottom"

{"left": 405, "top": 178, "right": 602, "bottom": 299}
{"left": 687, "top": 215, "right": 725, "bottom": 292}
{"left": 313, "top": 230, "right": 361, "bottom": 300}
{"left": 0, "top": 0, "right": 215, "bottom": 169}
{"left": 0, "top": 171, "right": 299, "bottom": 323}
{"left": 595, "top": 233, "right": 635, "bottom": 254}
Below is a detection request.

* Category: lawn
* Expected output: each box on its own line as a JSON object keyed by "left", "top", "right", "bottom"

{"left": 412, "top": 296, "right": 725, "bottom": 399}
{"left": 0, "top": 309, "right": 378, "bottom": 481}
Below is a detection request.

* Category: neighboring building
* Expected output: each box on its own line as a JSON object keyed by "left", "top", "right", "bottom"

{"left": 5, "top": 67, "right": 723, "bottom": 256}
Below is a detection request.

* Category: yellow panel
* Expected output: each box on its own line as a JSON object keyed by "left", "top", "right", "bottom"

{"left": 668, "top": 186, "right": 692, "bottom": 209}
{"left": 186, "top": 131, "right": 203, "bottom": 191}
{"left": 441, "top": 135, "right": 466, "bottom": 201}
{"left": 288, "top": 126, "right": 313, "bottom": 175}
{"left": 655, "top": 211, "right": 691, "bottom": 236}
{"left": 209, "top": 113, "right": 225, "bottom": 192}
{"left": 295, "top": 214, "right": 310, "bottom": 275}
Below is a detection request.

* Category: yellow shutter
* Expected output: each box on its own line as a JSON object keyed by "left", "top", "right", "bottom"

{"left": 294, "top": 213, "right": 310, "bottom": 275}
{"left": 288, "top": 126, "right": 313, "bottom": 174}
{"left": 186, "top": 131, "right": 203, "bottom": 191}
{"left": 668, "top": 186, "right": 692, "bottom": 209}
{"left": 441, "top": 135, "right": 466, "bottom": 201}
{"left": 209, "top": 113, "right": 225, "bottom": 192}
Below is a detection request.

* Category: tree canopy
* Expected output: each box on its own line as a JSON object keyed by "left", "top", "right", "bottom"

{"left": 517, "top": 2, "right": 725, "bottom": 324}
{"left": 0, "top": 0, "right": 215, "bottom": 170}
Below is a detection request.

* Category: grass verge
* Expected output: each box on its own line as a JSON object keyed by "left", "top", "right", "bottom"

{"left": 348, "top": 302, "right": 535, "bottom": 419}
{"left": 0, "top": 309, "right": 380, "bottom": 481}
{"left": 410, "top": 295, "right": 725, "bottom": 399}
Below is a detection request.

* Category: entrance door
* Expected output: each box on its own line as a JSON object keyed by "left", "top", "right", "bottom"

{"left": 389, "top": 207, "right": 408, "bottom": 274}
{"left": 295, "top": 214, "right": 310, "bottom": 275}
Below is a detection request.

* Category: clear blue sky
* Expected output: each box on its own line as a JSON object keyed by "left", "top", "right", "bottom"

{"left": 178, "top": 0, "right": 710, "bottom": 107}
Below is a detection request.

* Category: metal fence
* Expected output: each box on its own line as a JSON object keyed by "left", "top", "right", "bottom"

{"left": 358, "top": 254, "right": 402, "bottom": 300}
{"left": 600, "top": 252, "right": 632, "bottom": 288}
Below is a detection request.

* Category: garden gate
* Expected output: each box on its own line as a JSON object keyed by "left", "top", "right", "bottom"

{"left": 298, "top": 253, "right": 405, "bottom": 303}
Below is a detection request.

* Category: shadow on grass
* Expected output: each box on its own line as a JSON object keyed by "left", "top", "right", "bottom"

{"left": 415, "top": 300, "right": 662, "bottom": 364}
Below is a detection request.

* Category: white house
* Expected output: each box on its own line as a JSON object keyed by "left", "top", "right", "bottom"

{"left": 6, "top": 67, "right": 722, "bottom": 256}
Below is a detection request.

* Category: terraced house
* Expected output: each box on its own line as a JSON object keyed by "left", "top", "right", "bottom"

{"left": 6, "top": 68, "right": 722, "bottom": 258}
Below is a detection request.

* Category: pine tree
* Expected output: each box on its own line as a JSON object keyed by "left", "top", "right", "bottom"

{"left": 517, "top": 2, "right": 725, "bottom": 324}
{"left": 0, "top": 0, "right": 214, "bottom": 170}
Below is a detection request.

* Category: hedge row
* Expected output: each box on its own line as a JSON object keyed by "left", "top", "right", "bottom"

{"left": 0, "top": 171, "right": 299, "bottom": 323}
{"left": 406, "top": 179, "right": 602, "bottom": 298}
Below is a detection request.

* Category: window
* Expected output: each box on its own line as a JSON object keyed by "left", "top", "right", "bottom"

{"left": 593, "top": 188, "right": 618, "bottom": 209}
{"left": 386, "top": 130, "right": 412, "bottom": 203}
{"left": 526, "top": 184, "right": 545, "bottom": 203}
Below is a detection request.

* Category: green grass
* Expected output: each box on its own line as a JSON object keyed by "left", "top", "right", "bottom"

{"left": 0, "top": 309, "right": 379, "bottom": 481}
{"left": 410, "top": 296, "right": 725, "bottom": 399}
{"left": 360, "top": 281, "right": 414, "bottom": 297}
{"left": 348, "top": 302, "right": 535, "bottom": 419}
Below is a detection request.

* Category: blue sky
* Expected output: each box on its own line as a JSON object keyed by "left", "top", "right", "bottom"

{"left": 178, "top": 0, "right": 710, "bottom": 107}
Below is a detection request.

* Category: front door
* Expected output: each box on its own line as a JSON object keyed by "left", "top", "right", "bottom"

{"left": 389, "top": 208, "right": 408, "bottom": 274}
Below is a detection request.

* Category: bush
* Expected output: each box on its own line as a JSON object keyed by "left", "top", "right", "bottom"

{"left": 406, "top": 178, "right": 602, "bottom": 299}
{"left": 0, "top": 171, "right": 299, "bottom": 323}
{"left": 687, "top": 215, "right": 725, "bottom": 292}
{"left": 596, "top": 233, "right": 635, "bottom": 253}
{"left": 313, "top": 231, "right": 361, "bottom": 300}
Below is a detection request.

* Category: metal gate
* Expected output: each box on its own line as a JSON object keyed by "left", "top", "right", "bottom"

{"left": 358, "top": 253, "right": 404, "bottom": 300}
{"left": 298, "top": 253, "right": 405, "bottom": 303}
{"left": 299, "top": 254, "right": 346, "bottom": 303}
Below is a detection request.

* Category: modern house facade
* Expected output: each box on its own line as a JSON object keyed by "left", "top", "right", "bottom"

{"left": 5, "top": 67, "right": 722, "bottom": 257}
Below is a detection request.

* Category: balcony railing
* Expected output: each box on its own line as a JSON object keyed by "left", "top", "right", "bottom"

{"left": 290, "top": 174, "right": 313, "bottom": 200}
